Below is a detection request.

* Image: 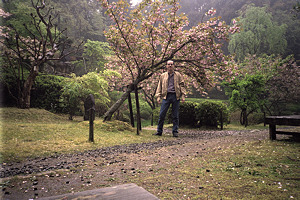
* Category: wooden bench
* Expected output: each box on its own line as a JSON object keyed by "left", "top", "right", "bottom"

{"left": 265, "top": 115, "right": 300, "bottom": 140}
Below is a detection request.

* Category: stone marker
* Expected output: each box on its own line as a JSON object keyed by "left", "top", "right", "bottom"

{"left": 84, "top": 94, "right": 95, "bottom": 121}
{"left": 39, "top": 183, "right": 159, "bottom": 200}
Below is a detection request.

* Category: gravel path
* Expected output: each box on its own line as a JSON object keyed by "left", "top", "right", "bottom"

{"left": 2, "top": 128, "right": 283, "bottom": 200}
{"left": 0, "top": 129, "right": 268, "bottom": 178}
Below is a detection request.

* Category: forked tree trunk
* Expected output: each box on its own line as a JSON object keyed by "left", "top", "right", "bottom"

{"left": 19, "top": 67, "right": 39, "bottom": 109}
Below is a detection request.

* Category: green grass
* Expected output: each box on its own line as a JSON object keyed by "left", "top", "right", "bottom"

{"left": 186, "top": 98, "right": 229, "bottom": 104}
{"left": 129, "top": 140, "right": 300, "bottom": 200}
{"left": 1, "top": 108, "right": 299, "bottom": 199}
{"left": 0, "top": 108, "right": 171, "bottom": 163}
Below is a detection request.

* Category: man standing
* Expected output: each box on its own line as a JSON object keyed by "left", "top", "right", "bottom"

{"left": 154, "top": 60, "right": 186, "bottom": 137}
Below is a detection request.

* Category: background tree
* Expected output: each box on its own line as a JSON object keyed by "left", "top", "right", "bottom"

{"left": 228, "top": 6, "right": 287, "bottom": 61}
{"left": 60, "top": 70, "right": 120, "bottom": 120}
{"left": 49, "top": 0, "right": 106, "bottom": 42}
{"left": 179, "top": 0, "right": 300, "bottom": 63}
{"left": 100, "top": 0, "right": 239, "bottom": 121}
{"left": 238, "top": 54, "right": 300, "bottom": 115}
{"left": 223, "top": 74, "right": 266, "bottom": 127}
{"left": 1, "top": 0, "right": 81, "bottom": 108}
{"left": 72, "top": 40, "right": 112, "bottom": 75}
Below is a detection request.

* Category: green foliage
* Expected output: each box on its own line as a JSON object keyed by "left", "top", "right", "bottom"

{"left": 235, "top": 54, "right": 300, "bottom": 115}
{"left": 0, "top": 65, "right": 25, "bottom": 106}
{"left": 72, "top": 40, "right": 112, "bottom": 75}
{"left": 48, "top": 0, "right": 106, "bottom": 42}
{"left": 152, "top": 106, "right": 161, "bottom": 125}
{"left": 4, "top": 1, "right": 39, "bottom": 37}
{"left": 224, "top": 74, "right": 266, "bottom": 111}
{"left": 31, "top": 74, "right": 65, "bottom": 112}
{"left": 179, "top": 101, "right": 198, "bottom": 127}
{"left": 247, "top": 112, "right": 265, "bottom": 125}
{"left": 3, "top": 1, "right": 57, "bottom": 39}
{"left": 228, "top": 6, "right": 287, "bottom": 61}
{"left": 60, "top": 71, "right": 119, "bottom": 119}
{"left": 223, "top": 74, "right": 266, "bottom": 126}
{"left": 195, "top": 101, "right": 230, "bottom": 128}
{"left": 122, "top": 93, "right": 153, "bottom": 121}
{"left": 153, "top": 100, "right": 229, "bottom": 128}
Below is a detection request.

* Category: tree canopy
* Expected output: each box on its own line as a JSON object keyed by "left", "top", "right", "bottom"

{"left": 100, "top": 0, "right": 239, "bottom": 121}
{"left": 228, "top": 6, "right": 287, "bottom": 61}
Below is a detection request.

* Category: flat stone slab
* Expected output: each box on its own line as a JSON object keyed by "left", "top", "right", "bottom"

{"left": 39, "top": 183, "right": 159, "bottom": 200}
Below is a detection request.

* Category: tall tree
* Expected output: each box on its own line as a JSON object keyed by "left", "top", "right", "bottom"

{"left": 49, "top": 0, "right": 106, "bottom": 42}
{"left": 1, "top": 0, "right": 81, "bottom": 108}
{"left": 100, "top": 0, "right": 239, "bottom": 121}
{"left": 228, "top": 6, "right": 287, "bottom": 61}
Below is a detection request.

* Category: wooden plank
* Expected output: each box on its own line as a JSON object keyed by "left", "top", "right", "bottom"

{"left": 39, "top": 183, "right": 159, "bottom": 200}
{"left": 275, "top": 131, "right": 300, "bottom": 136}
{"left": 265, "top": 115, "right": 300, "bottom": 140}
{"left": 265, "top": 115, "right": 300, "bottom": 126}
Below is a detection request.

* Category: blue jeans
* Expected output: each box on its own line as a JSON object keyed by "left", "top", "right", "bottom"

{"left": 157, "top": 93, "right": 180, "bottom": 135}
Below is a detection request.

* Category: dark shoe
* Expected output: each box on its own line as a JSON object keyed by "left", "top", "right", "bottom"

{"left": 153, "top": 132, "right": 162, "bottom": 136}
{"left": 173, "top": 133, "right": 178, "bottom": 137}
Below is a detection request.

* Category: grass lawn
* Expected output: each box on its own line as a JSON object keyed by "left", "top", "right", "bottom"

{"left": 129, "top": 139, "right": 300, "bottom": 200}
{"left": 0, "top": 108, "right": 170, "bottom": 163}
{"left": 1, "top": 108, "right": 299, "bottom": 199}
{"left": 0, "top": 107, "right": 291, "bottom": 163}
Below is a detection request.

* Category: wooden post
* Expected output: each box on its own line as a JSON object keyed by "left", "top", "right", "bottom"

{"left": 269, "top": 124, "right": 276, "bottom": 140}
{"left": 128, "top": 92, "right": 135, "bottom": 127}
{"left": 263, "top": 112, "right": 266, "bottom": 127}
{"left": 134, "top": 85, "right": 141, "bottom": 135}
{"left": 89, "top": 109, "right": 94, "bottom": 142}
{"left": 220, "top": 111, "right": 223, "bottom": 130}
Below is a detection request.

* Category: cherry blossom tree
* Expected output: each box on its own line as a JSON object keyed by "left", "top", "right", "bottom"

{"left": 1, "top": 0, "right": 81, "bottom": 108}
{"left": 239, "top": 54, "right": 300, "bottom": 115}
{"left": 100, "top": 0, "right": 239, "bottom": 121}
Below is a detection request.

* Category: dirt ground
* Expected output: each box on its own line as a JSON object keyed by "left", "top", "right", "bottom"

{"left": 0, "top": 128, "right": 289, "bottom": 199}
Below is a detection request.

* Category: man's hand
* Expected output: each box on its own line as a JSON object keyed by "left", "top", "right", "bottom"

{"left": 157, "top": 99, "right": 161, "bottom": 104}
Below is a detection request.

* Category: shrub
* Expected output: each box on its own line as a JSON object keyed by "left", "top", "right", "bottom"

{"left": 179, "top": 101, "right": 198, "bottom": 127}
{"left": 153, "top": 101, "right": 198, "bottom": 127}
{"left": 247, "top": 112, "right": 265, "bottom": 125}
{"left": 195, "top": 101, "right": 229, "bottom": 128}
{"left": 153, "top": 100, "right": 229, "bottom": 129}
{"left": 31, "top": 74, "right": 65, "bottom": 113}
{"left": 152, "top": 106, "right": 161, "bottom": 125}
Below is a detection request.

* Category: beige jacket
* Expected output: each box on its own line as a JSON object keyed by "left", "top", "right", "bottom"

{"left": 155, "top": 71, "right": 186, "bottom": 102}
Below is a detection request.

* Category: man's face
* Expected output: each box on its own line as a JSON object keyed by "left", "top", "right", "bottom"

{"left": 166, "top": 61, "right": 174, "bottom": 74}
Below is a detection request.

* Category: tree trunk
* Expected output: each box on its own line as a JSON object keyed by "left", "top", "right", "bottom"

{"left": 128, "top": 93, "right": 135, "bottom": 127}
{"left": 19, "top": 67, "right": 39, "bottom": 109}
{"left": 134, "top": 85, "right": 141, "bottom": 135}
{"left": 103, "top": 85, "right": 134, "bottom": 121}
